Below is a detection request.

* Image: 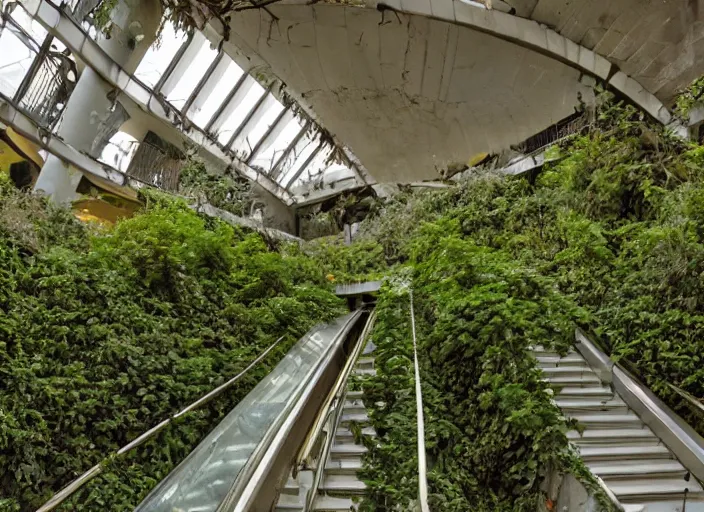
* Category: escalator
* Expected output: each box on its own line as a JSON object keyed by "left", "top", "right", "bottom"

{"left": 135, "top": 308, "right": 376, "bottom": 512}
{"left": 132, "top": 286, "right": 704, "bottom": 512}
{"left": 275, "top": 345, "right": 377, "bottom": 511}
{"left": 534, "top": 333, "right": 704, "bottom": 512}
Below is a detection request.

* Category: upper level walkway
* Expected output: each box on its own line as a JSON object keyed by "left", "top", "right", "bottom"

{"left": 0, "top": 0, "right": 700, "bottom": 212}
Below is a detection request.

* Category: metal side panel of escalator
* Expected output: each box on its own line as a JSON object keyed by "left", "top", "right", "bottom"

{"left": 135, "top": 309, "right": 369, "bottom": 512}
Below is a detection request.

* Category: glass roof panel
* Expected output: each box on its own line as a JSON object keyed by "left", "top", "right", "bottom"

{"left": 189, "top": 60, "right": 244, "bottom": 129}
{"left": 278, "top": 131, "right": 321, "bottom": 187}
{"left": 248, "top": 116, "right": 304, "bottom": 173}
{"left": 290, "top": 145, "right": 337, "bottom": 188}
{"left": 11, "top": 5, "right": 48, "bottom": 43}
{"left": 0, "top": 29, "right": 35, "bottom": 98}
{"left": 165, "top": 43, "right": 218, "bottom": 111}
{"left": 215, "top": 81, "right": 266, "bottom": 146}
{"left": 231, "top": 95, "right": 284, "bottom": 159}
{"left": 134, "top": 23, "right": 188, "bottom": 89}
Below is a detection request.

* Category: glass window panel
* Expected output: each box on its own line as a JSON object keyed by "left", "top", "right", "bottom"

{"left": 165, "top": 42, "right": 218, "bottom": 111}
{"left": 190, "top": 60, "right": 244, "bottom": 129}
{"left": 11, "top": 7, "right": 48, "bottom": 42}
{"left": 249, "top": 117, "right": 303, "bottom": 172}
{"left": 166, "top": 44, "right": 218, "bottom": 110}
{"left": 215, "top": 81, "right": 265, "bottom": 146}
{"left": 278, "top": 131, "right": 320, "bottom": 186}
{"left": 0, "top": 30, "right": 35, "bottom": 98}
{"left": 134, "top": 23, "right": 188, "bottom": 88}
{"left": 231, "top": 96, "right": 284, "bottom": 158}
{"left": 291, "top": 145, "right": 336, "bottom": 187}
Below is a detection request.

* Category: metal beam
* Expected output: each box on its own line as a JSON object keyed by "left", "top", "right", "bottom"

{"left": 284, "top": 140, "right": 323, "bottom": 189}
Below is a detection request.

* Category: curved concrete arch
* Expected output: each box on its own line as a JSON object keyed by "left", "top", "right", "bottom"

{"left": 203, "top": 0, "right": 675, "bottom": 183}
{"left": 507, "top": 0, "right": 704, "bottom": 104}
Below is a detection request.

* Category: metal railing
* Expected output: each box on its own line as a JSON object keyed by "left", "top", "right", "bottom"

{"left": 513, "top": 111, "right": 588, "bottom": 156}
{"left": 409, "top": 288, "right": 430, "bottom": 512}
{"left": 2, "top": 4, "right": 76, "bottom": 129}
{"left": 36, "top": 334, "right": 288, "bottom": 512}
{"left": 16, "top": 48, "right": 75, "bottom": 128}
{"left": 126, "top": 139, "right": 185, "bottom": 192}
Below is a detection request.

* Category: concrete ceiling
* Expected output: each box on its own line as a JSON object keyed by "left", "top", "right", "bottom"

{"left": 508, "top": 0, "right": 704, "bottom": 102}
{"left": 221, "top": 4, "right": 593, "bottom": 183}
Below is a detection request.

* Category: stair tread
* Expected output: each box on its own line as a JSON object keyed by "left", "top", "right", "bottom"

{"left": 555, "top": 398, "right": 627, "bottom": 410}
{"left": 331, "top": 443, "right": 367, "bottom": 455}
{"left": 607, "top": 477, "right": 704, "bottom": 497}
{"left": 578, "top": 444, "right": 672, "bottom": 459}
{"left": 340, "top": 413, "right": 370, "bottom": 424}
{"left": 346, "top": 390, "right": 364, "bottom": 399}
{"left": 570, "top": 413, "right": 643, "bottom": 425}
{"left": 557, "top": 386, "right": 612, "bottom": 396}
{"left": 313, "top": 496, "right": 357, "bottom": 511}
{"left": 540, "top": 366, "right": 598, "bottom": 374}
{"left": 544, "top": 376, "right": 603, "bottom": 385}
{"left": 588, "top": 460, "right": 686, "bottom": 478}
{"left": 335, "top": 426, "right": 376, "bottom": 438}
{"left": 569, "top": 427, "right": 654, "bottom": 437}
{"left": 326, "top": 457, "right": 363, "bottom": 474}
{"left": 276, "top": 493, "right": 304, "bottom": 509}
{"left": 321, "top": 473, "right": 366, "bottom": 492}
{"left": 536, "top": 355, "right": 586, "bottom": 365}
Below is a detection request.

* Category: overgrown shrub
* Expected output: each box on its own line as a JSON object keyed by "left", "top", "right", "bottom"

{"left": 357, "top": 228, "right": 607, "bottom": 511}
{"left": 307, "top": 93, "right": 704, "bottom": 508}
{"left": 0, "top": 187, "right": 343, "bottom": 511}
{"left": 178, "top": 159, "right": 252, "bottom": 217}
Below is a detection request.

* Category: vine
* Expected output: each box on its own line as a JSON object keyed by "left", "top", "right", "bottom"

{"left": 0, "top": 183, "right": 343, "bottom": 511}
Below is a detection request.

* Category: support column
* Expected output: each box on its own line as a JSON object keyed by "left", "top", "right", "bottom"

{"left": 34, "top": 0, "right": 162, "bottom": 204}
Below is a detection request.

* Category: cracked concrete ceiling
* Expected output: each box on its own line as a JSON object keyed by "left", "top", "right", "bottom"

{"left": 221, "top": 3, "right": 591, "bottom": 182}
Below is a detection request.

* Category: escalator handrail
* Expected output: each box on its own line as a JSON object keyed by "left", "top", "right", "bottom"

{"left": 303, "top": 309, "right": 377, "bottom": 511}
{"left": 217, "top": 310, "right": 365, "bottom": 512}
{"left": 409, "top": 288, "right": 430, "bottom": 512}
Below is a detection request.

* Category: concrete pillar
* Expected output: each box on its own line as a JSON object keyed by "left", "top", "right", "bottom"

{"left": 34, "top": 0, "right": 162, "bottom": 203}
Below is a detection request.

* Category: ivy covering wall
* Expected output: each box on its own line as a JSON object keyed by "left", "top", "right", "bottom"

{"left": 0, "top": 179, "right": 343, "bottom": 511}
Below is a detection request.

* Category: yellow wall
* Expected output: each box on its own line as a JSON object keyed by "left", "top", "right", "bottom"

{"left": 0, "top": 138, "right": 27, "bottom": 172}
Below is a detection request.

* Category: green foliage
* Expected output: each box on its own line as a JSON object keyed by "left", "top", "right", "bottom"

{"left": 0, "top": 188, "right": 343, "bottom": 511}
{"left": 178, "top": 159, "right": 252, "bottom": 217}
{"left": 309, "top": 94, "right": 704, "bottom": 509}
{"left": 357, "top": 233, "right": 608, "bottom": 511}
{"left": 675, "top": 75, "right": 704, "bottom": 119}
